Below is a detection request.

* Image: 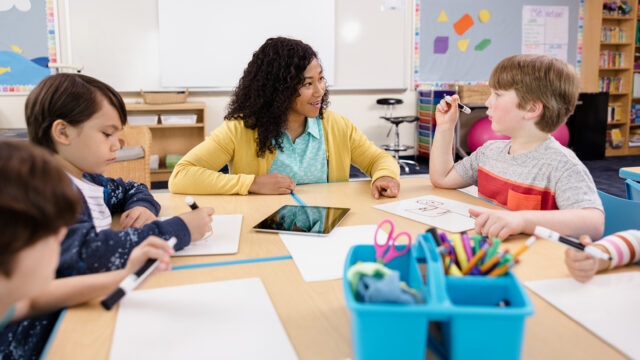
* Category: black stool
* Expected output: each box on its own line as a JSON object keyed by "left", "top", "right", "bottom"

{"left": 377, "top": 98, "right": 419, "bottom": 173}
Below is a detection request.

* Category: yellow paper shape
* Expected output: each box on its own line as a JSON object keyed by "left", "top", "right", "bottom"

{"left": 457, "top": 39, "right": 470, "bottom": 52}
{"left": 437, "top": 10, "right": 448, "bottom": 22}
{"left": 478, "top": 9, "right": 491, "bottom": 23}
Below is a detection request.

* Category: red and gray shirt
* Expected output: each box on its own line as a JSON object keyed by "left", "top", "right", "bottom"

{"left": 454, "top": 137, "right": 603, "bottom": 212}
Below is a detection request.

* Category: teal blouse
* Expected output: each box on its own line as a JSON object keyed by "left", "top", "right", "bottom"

{"left": 269, "top": 116, "right": 328, "bottom": 184}
{"left": 0, "top": 304, "right": 15, "bottom": 330}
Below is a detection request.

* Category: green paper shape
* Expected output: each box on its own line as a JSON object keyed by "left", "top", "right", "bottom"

{"left": 474, "top": 39, "right": 492, "bottom": 51}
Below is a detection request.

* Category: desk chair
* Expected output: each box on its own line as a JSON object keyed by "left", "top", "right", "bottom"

{"left": 625, "top": 179, "right": 640, "bottom": 201}
{"left": 104, "top": 126, "right": 151, "bottom": 188}
{"left": 598, "top": 190, "right": 640, "bottom": 236}
{"left": 377, "top": 98, "right": 419, "bottom": 173}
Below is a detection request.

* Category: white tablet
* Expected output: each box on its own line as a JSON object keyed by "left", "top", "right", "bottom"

{"left": 252, "top": 205, "right": 350, "bottom": 236}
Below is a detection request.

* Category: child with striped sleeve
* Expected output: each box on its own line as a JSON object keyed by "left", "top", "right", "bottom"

{"left": 565, "top": 230, "right": 640, "bottom": 282}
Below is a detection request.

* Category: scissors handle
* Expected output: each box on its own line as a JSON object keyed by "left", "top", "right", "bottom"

{"left": 374, "top": 219, "right": 412, "bottom": 264}
{"left": 382, "top": 231, "right": 412, "bottom": 263}
{"left": 374, "top": 219, "right": 395, "bottom": 259}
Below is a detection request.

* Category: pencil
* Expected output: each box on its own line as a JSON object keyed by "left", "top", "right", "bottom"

{"left": 487, "top": 259, "right": 518, "bottom": 277}
{"left": 512, "top": 236, "right": 537, "bottom": 259}
{"left": 479, "top": 253, "right": 501, "bottom": 273}
{"left": 461, "top": 242, "right": 490, "bottom": 275}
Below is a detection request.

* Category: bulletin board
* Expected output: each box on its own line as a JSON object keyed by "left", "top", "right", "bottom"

{"left": 0, "top": 0, "right": 58, "bottom": 94}
{"left": 415, "top": 0, "right": 582, "bottom": 84}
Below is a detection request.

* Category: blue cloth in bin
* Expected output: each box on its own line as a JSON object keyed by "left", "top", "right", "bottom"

{"left": 356, "top": 272, "right": 418, "bottom": 304}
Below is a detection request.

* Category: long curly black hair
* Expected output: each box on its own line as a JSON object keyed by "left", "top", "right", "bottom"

{"left": 225, "top": 37, "right": 330, "bottom": 157}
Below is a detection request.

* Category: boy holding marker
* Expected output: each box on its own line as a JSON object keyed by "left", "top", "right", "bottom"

{"left": 430, "top": 54, "right": 604, "bottom": 241}
{"left": 0, "top": 141, "right": 173, "bottom": 358}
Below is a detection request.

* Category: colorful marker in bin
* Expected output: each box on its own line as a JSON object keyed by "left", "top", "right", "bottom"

{"left": 430, "top": 229, "right": 535, "bottom": 276}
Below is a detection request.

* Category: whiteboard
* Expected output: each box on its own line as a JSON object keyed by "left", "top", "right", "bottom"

{"left": 66, "top": 0, "right": 406, "bottom": 92}
{"left": 158, "top": 0, "right": 335, "bottom": 89}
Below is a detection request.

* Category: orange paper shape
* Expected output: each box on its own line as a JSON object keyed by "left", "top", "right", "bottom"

{"left": 453, "top": 14, "right": 474, "bottom": 36}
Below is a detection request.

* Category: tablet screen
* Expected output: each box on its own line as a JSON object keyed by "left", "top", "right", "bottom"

{"left": 252, "top": 205, "right": 350, "bottom": 236}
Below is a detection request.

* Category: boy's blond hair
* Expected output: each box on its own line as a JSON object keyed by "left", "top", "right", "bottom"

{"left": 489, "top": 54, "right": 580, "bottom": 133}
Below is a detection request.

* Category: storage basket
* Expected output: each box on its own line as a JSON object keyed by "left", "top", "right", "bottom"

{"left": 458, "top": 85, "right": 490, "bottom": 104}
{"left": 343, "top": 232, "right": 534, "bottom": 360}
{"left": 140, "top": 89, "right": 189, "bottom": 104}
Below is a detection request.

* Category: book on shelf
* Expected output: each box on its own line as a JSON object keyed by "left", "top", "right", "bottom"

{"left": 607, "top": 103, "right": 623, "bottom": 123}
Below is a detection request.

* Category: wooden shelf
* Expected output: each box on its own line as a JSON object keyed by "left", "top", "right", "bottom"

{"left": 600, "top": 41, "right": 634, "bottom": 45}
{"left": 599, "top": 67, "right": 631, "bottom": 70}
{"left": 607, "top": 121, "right": 628, "bottom": 125}
{"left": 630, "top": 123, "right": 640, "bottom": 127}
{"left": 125, "top": 102, "right": 207, "bottom": 183}
{"left": 608, "top": 92, "right": 628, "bottom": 95}
{"left": 602, "top": 15, "right": 634, "bottom": 20}
{"left": 125, "top": 102, "right": 206, "bottom": 111}
{"left": 147, "top": 123, "right": 204, "bottom": 129}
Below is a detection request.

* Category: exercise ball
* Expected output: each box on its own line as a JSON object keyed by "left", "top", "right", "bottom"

{"left": 467, "top": 117, "right": 509, "bottom": 152}
{"left": 467, "top": 117, "right": 570, "bottom": 152}
{"left": 551, "top": 124, "right": 570, "bottom": 147}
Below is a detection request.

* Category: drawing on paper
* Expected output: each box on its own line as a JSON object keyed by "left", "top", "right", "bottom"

{"left": 407, "top": 198, "right": 474, "bottom": 220}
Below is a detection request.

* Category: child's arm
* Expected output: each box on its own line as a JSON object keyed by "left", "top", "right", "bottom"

{"left": 429, "top": 95, "right": 472, "bottom": 189}
{"left": 60, "top": 206, "right": 213, "bottom": 275}
{"left": 565, "top": 230, "right": 640, "bottom": 282}
{"left": 84, "top": 174, "right": 160, "bottom": 229}
{"left": 11, "top": 236, "right": 173, "bottom": 321}
{"left": 469, "top": 207, "right": 604, "bottom": 241}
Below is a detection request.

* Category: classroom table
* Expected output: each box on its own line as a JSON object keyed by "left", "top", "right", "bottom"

{"left": 45, "top": 177, "right": 630, "bottom": 360}
{"left": 619, "top": 166, "right": 640, "bottom": 182}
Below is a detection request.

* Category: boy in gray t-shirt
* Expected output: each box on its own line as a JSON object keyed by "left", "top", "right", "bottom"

{"left": 429, "top": 54, "right": 604, "bottom": 241}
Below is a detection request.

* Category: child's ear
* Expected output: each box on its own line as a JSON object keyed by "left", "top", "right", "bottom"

{"left": 524, "top": 101, "right": 543, "bottom": 120}
{"left": 51, "top": 119, "right": 72, "bottom": 145}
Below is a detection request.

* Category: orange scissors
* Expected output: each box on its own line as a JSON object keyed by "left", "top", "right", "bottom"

{"left": 374, "top": 218, "right": 412, "bottom": 264}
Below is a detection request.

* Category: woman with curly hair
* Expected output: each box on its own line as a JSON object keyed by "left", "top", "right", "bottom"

{"left": 169, "top": 37, "right": 400, "bottom": 198}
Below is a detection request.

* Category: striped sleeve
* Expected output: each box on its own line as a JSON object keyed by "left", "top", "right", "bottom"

{"left": 591, "top": 230, "right": 640, "bottom": 269}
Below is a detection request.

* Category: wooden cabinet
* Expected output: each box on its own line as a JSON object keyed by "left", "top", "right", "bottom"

{"left": 125, "top": 102, "right": 206, "bottom": 182}
{"left": 584, "top": 0, "right": 639, "bottom": 156}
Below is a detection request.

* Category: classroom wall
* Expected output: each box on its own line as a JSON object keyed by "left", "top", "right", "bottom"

{"left": 0, "top": 1, "right": 419, "bottom": 154}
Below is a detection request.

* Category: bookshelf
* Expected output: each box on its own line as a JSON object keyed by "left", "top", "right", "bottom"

{"left": 125, "top": 102, "right": 206, "bottom": 182}
{"left": 584, "top": 0, "right": 640, "bottom": 156}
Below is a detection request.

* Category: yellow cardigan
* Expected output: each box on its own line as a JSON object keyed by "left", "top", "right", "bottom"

{"left": 168, "top": 110, "right": 400, "bottom": 195}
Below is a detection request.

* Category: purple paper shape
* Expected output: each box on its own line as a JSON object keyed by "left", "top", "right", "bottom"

{"left": 434, "top": 36, "right": 449, "bottom": 54}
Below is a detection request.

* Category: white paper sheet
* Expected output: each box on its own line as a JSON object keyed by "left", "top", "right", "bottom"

{"left": 172, "top": 215, "right": 242, "bottom": 256}
{"left": 109, "top": 278, "right": 297, "bottom": 360}
{"left": 526, "top": 272, "right": 640, "bottom": 358}
{"left": 457, "top": 185, "right": 479, "bottom": 198}
{"left": 373, "top": 195, "right": 482, "bottom": 233}
{"left": 280, "top": 225, "right": 387, "bottom": 282}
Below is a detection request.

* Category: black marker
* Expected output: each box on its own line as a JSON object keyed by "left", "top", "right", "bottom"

{"left": 425, "top": 227, "right": 442, "bottom": 246}
{"left": 101, "top": 237, "right": 177, "bottom": 310}
{"left": 444, "top": 95, "right": 471, "bottom": 114}
{"left": 185, "top": 196, "right": 199, "bottom": 210}
{"left": 534, "top": 226, "right": 611, "bottom": 261}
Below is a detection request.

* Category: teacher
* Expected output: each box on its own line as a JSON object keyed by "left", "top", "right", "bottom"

{"left": 169, "top": 37, "right": 400, "bottom": 198}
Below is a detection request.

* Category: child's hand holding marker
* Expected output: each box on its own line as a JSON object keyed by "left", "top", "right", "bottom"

{"left": 444, "top": 95, "right": 471, "bottom": 114}
{"left": 178, "top": 197, "right": 214, "bottom": 241}
{"left": 533, "top": 226, "right": 612, "bottom": 283}
{"left": 435, "top": 94, "right": 462, "bottom": 129}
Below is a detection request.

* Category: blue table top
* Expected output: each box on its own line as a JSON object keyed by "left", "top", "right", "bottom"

{"left": 619, "top": 167, "right": 640, "bottom": 182}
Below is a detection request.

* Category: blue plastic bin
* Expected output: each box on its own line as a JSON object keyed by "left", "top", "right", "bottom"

{"left": 343, "top": 233, "right": 534, "bottom": 360}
